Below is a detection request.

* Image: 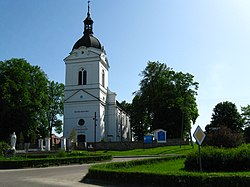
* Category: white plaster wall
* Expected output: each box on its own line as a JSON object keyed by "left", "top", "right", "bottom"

{"left": 64, "top": 47, "right": 109, "bottom": 143}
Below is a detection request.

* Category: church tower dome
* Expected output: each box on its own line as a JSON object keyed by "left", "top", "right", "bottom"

{"left": 72, "top": 1, "right": 102, "bottom": 50}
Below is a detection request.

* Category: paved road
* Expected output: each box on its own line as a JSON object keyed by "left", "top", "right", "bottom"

{"left": 0, "top": 157, "right": 146, "bottom": 187}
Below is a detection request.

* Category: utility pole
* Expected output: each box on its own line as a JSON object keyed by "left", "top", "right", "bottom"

{"left": 93, "top": 112, "right": 97, "bottom": 150}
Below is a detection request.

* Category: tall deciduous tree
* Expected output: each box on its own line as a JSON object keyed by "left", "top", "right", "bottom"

{"left": 120, "top": 99, "right": 148, "bottom": 141}
{"left": 40, "top": 81, "right": 64, "bottom": 139}
{"left": 133, "top": 61, "right": 199, "bottom": 139}
{"left": 241, "top": 105, "right": 250, "bottom": 128}
{"left": 0, "top": 58, "right": 48, "bottom": 142}
{"left": 241, "top": 105, "right": 250, "bottom": 142}
{"left": 204, "top": 101, "right": 245, "bottom": 147}
{"left": 205, "top": 101, "right": 244, "bottom": 133}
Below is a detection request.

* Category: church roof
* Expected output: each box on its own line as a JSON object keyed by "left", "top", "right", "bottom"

{"left": 72, "top": 1, "right": 102, "bottom": 50}
{"left": 73, "top": 35, "right": 101, "bottom": 50}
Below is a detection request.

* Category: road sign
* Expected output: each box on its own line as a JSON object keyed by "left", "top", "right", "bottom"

{"left": 193, "top": 125, "right": 206, "bottom": 145}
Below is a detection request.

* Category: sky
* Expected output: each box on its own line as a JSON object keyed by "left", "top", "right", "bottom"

{"left": 1, "top": 0, "right": 250, "bottom": 136}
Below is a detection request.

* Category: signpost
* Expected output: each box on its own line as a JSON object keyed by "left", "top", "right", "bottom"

{"left": 193, "top": 125, "right": 206, "bottom": 171}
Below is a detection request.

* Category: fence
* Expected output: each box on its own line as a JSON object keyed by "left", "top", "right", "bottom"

{"left": 87, "top": 139, "right": 189, "bottom": 150}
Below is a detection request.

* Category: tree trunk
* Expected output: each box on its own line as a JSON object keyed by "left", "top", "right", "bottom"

{"left": 189, "top": 128, "right": 194, "bottom": 148}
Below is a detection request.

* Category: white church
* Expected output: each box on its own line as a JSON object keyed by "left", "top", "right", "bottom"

{"left": 63, "top": 2, "right": 131, "bottom": 145}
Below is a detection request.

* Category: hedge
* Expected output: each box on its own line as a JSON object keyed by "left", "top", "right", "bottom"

{"left": 84, "top": 157, "right": 250, "bottom": 187}
{"left": 0, "top": 141, "right": 10, "bottom": 157}
{"left": 85, "top": 169, "right": 250, "bottom": 187}
{"left": 0, "top": 155, "right": 111, "bottom": 169}
{"left": 184, "top": 144, "right": 250, "bottom": 172}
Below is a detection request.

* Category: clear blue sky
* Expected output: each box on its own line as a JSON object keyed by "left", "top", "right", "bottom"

{"left": 1, "top": 0, "right": 250, "bottom": 135}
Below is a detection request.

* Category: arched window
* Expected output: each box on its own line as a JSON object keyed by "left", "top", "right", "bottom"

{"left": 78, "top": 68, "right": 87, "bottom": 85}
{"left": 83, "top": 70, "right": 87, "bottom": 85}
{"left": 102, "top": 69, "right": 105, "bottom": 87}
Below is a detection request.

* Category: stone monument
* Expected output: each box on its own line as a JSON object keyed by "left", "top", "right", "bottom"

{"left": 5, "top": 132, "right": 17, "bottom": 157}
{"left": 60, "top": 137, "right": 66, "bottom": 151}
{"left": 45, "top": 137, "right": 50, "bottom": 151}
{"left": 11, "top": 132, "right": 17, "bottom": 150}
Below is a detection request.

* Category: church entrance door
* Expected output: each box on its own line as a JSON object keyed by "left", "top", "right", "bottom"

{"left": 77, "top": 134, "right": 86, "bottom": 149}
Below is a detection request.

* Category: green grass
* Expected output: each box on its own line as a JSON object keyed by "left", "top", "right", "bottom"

{"left": 0, "top": 150, "right": 104, "bottom": 160}
{"left": 111, "top": 158, "right": 185, "bottom": 173}
{"left": 0, "top": 145, "right": 197, "bottom": 160}
{"left": 96, "top": 145, "right": 197, "bottom": 156}
{"left": 92, "top": 157, "right": 250, "bottom": 177}
{"left": 86, "top": 157, "right": 250, "bottom": 186}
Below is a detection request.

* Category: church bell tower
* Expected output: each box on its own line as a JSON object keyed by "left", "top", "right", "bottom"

{"left": 63, "top": 1, "right": 109, "bottom": 144}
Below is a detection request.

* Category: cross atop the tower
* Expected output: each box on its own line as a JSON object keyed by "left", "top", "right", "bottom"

{"left": 87, "top": 0, "right": 90, "bottom": 17}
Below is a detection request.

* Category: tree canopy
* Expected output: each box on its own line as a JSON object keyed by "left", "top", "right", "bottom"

{"left": 205, "top": 101, "right": 244, "bottom": 133}
{"left": 241, "top": 105, "right": 250, "bottom": 128}
{"left": 241, "top": 105, "right": 250, "bottom": 143}
{"left": 204, "top": 101, "right": 245, "bottom": 147}
{"left": 132, "top": 61, "right": 199, "bottom": 140}
{"left": 0, "top": 59, "right": 48, "bottom": 141}
{"left": 40, "top": 81, "right": 64, "bottom": 139}
{"left": 0, "top": 58, "right": 64, "bottom": 142}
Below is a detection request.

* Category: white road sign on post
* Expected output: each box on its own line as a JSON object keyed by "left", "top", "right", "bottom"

{"left": 193, "top": 125, "right": 206, "bottom": 172}
{"left": 193, "top": 125, "right": 206, "bottom": 145}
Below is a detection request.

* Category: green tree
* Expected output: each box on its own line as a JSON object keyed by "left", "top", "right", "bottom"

{"left": 206, "top": 101, "right": 244, "bottom": 133}
{"left": 133, "top": 61, "right": 199, "bottom": 139}
{"left": 69, "top": 128, "right": 76, "bottom": 143}
{"left": 120, "top": 98, "right": 148, "bottom": 141}
{"left": 204, "top": 101, "right": 244, "bottom": 147}
{"left": 40, "top": 81, "right": 64, "bottom": 139}
{"left": 0, "top": 58, "right": 48, "bottom": 142}
{"left": 204, "top": 125, "right": 245, "bottom": 148}
{"left": 244, "top": 126, "right": 250, "bottom": 143}
{"left": 241, "top": 105, "right": 250, "bottom": 142}
{"left": 241, "top": 104, "right": 250, "bottom": 127}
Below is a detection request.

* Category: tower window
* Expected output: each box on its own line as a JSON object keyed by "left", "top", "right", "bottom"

{"left": 78, "top": 68, "right": 87, "bottom": 85}
{"left": 85, "top": 24, "right": 92, "bottom": 30}
{"left": 102, "top": 69, "right": 105, "bottom": 87}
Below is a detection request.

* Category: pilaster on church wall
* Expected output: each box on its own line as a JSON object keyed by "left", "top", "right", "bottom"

{"left": 106, "top": 89, "right": 116, "bottom": 104}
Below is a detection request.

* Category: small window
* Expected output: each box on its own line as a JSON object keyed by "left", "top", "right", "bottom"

{"left": 78, "top": 71, "right": 82, "bottom": 85}
{"left": 78, "top": 119, "right": 85, "bottom": 126}
{"left": 83, "top": 70, "right": 87, "bottom": 85}
{"left": 78, "top": 68, "right": 87, "bottom": 85}
{"left": 102, "top": 70, "right": 105, "bottom": 87}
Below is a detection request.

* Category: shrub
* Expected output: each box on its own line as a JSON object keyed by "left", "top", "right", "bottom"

{"left": 0, "top": 141, "right": 10, "bottom": 157}
{"left": 244, "top": 126, "right": 250, "bottom": 143}
{"left": 184, "top": 144, "right": 250, "bottom": 171}
{"left": 85, "top": 156, "right": 250, "bottom": 187}
{"left": 0, "top": 155, "right": 112, "bottom": 169}
{"left": 56, "top": 149, "right": 66, "bottom": 157}
{"left": 204, "top": 125, "right": 245, "bottom": 148}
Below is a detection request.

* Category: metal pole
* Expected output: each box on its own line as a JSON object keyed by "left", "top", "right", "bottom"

{"left": 94, "top": 112, "right": 97, "bottom": 150}
{"left": 198, "top": 144, "right": 202, "bottom": 172}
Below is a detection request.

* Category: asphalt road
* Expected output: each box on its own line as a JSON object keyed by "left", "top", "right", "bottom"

{"left": 0, "top": 157, "right": 145, "bottom": 187}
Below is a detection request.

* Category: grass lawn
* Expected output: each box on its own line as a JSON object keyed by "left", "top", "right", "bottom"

{"left": 109, "top": 158, "right": 250, "bottom": 176}
{"left": 1, "top": 145, "right": 194, "bottom": 161}
{"left": 93, "top": 158, "right": 250, "bottom": 177}
{"left": 85, "top": 145, "right": 250, "bottom": 186}
{"left": 117, "top": 158, "right": 186, "bottom": 173}
{"left": 96, "top": 144, "right": 197, "bottom": 156}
